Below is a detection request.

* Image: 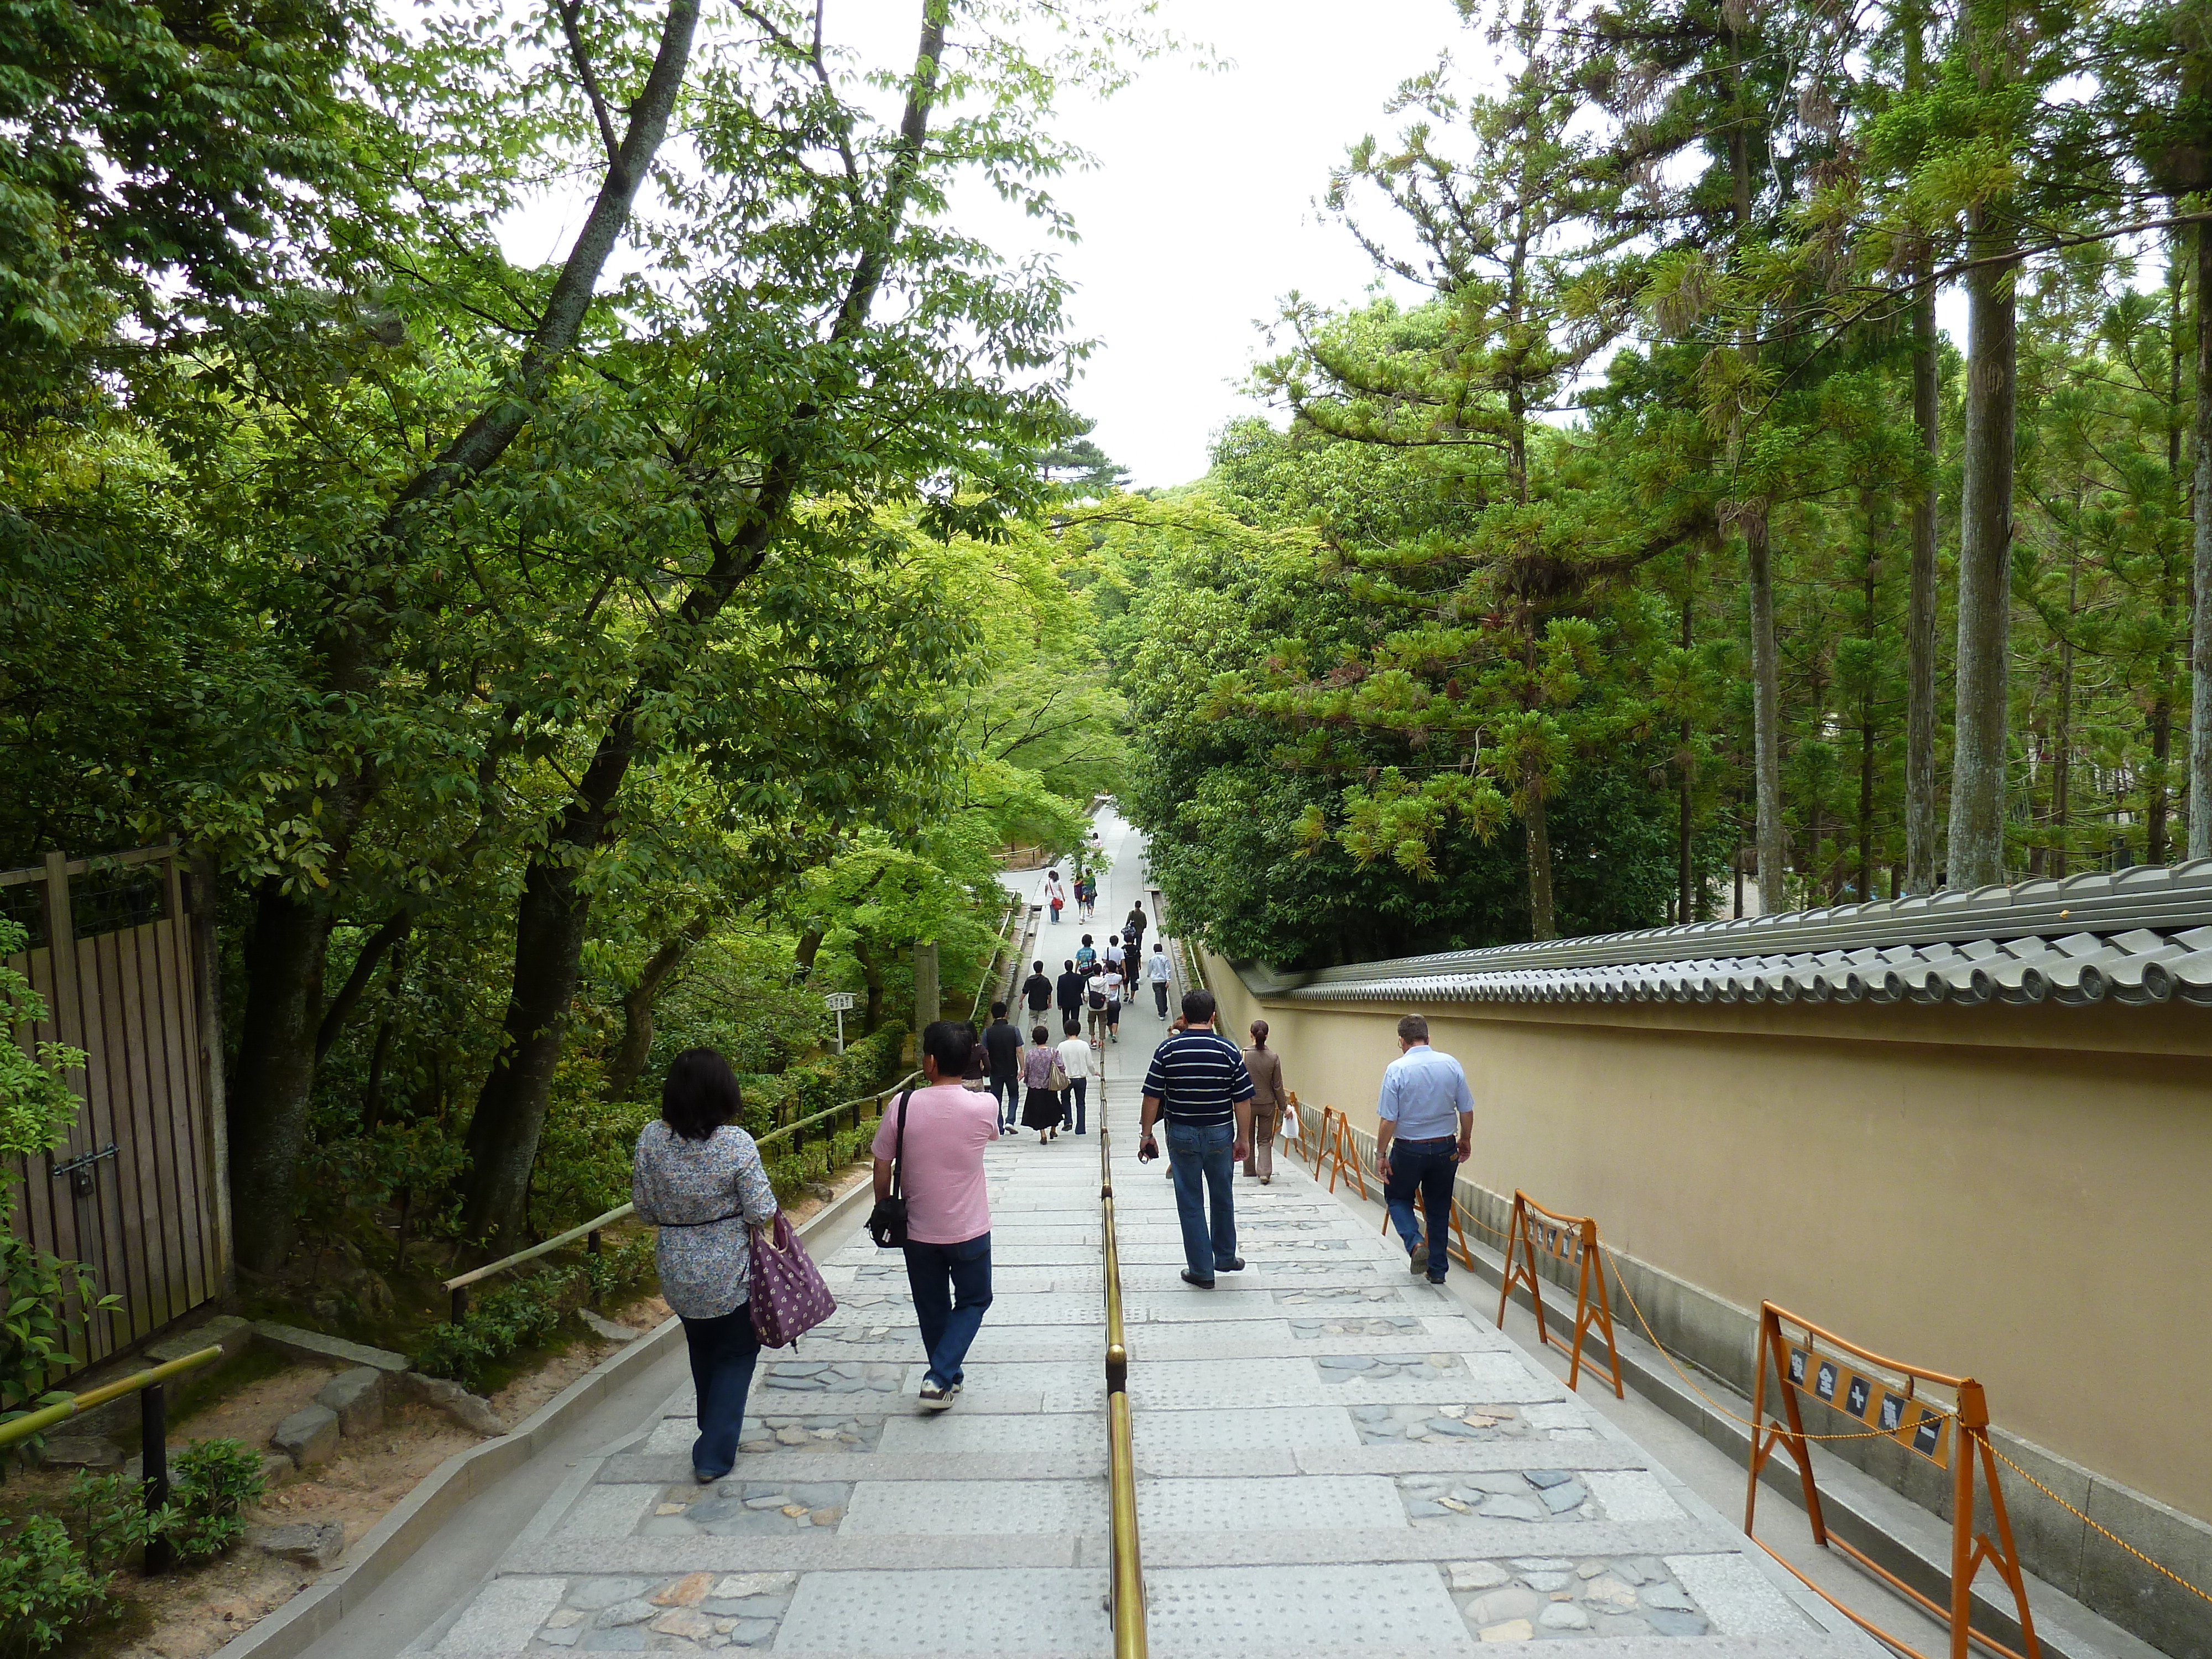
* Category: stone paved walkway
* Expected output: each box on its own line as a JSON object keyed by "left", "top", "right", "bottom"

{"left": 409, "top": 811, "right": 1875, "bottom": 1656}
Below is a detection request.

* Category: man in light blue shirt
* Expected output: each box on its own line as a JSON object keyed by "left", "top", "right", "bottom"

{"left": 1375, "top": 1014, "right": 1474, "bottom": 1284}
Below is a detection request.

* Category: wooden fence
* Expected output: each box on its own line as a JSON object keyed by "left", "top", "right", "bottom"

{"left": 3, "top": 845, "right": 226, "bottom": 1367}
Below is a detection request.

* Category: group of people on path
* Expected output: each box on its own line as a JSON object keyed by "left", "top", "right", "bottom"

{"left": 628, "top": 968, "right": 1478, "bottom": 1471}
{"left": 1042, "top": 865, "right": 1100, "bottom": 924}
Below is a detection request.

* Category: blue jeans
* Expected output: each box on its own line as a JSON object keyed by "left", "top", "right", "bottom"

{"left": 681, "top": 1301, "right": 761, "bottom": 1479}
{"left": 988, "top": 1074, "right": 1019, "bottom": 1129}
{"left": 1061, "top": 1077, "right": 1087, "bottom": 1132}
{"left": 1386, "top": 1136, "right": 1460, "bottom": 1282}
{"left": 902, "top": 1232, "right": 993, "bottom": 1389}
{"left": 1166, "top": 1119, "right": 1237, "bottom": 1279}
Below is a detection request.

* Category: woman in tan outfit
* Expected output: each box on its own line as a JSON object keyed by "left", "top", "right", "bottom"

{"left": 1241, "top": 1020, "right": 1287, "bottom": 1181}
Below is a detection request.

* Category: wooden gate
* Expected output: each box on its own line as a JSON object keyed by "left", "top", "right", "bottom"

{"left": 3, "top": 845, "right": 226, "bottom": 1367}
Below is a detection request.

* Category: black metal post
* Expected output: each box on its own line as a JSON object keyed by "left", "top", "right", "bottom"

{"left": 451, "top": 1285, "right": 468, "bottom": 1324}
{"left": 141, "top": 1382, "right": 172, "bottom": 1574}
{"left": 587, "top": 1229, "right": 602, "bottom": 1256}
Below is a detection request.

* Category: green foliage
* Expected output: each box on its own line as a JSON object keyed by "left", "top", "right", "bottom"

{"left": 411, "top": 1233, "right": 655, "bottom": 1391}
{"left": 0, "top": 1512, "right": 109, "bottom": 1659}
{"left": 161, "top": 1438, "right": 267, "bottom": 1563}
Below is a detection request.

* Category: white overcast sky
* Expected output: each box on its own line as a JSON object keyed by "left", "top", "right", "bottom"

{"left": 498, "top": 1, "right": 1963, "bottom": 491}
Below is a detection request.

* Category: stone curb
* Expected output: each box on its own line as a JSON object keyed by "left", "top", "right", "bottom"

{"left": 213, "top": 1173, "right": 878, "bottom": 1659}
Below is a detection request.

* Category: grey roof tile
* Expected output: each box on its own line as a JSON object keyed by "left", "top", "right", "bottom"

{"left": 1250, "top": 865, "right": 2212, "bottom": 1014}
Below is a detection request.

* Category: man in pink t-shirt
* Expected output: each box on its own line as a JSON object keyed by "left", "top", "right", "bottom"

{"left": 872, "top": 1019, "right": 1001, "bottom": 1408}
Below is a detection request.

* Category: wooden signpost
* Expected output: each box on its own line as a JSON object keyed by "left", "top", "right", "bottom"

{"left": 1747, "top": 1303, "right": 2041, "bottom": 1659}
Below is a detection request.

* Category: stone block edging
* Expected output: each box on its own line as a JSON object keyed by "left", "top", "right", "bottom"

{"left": 213, "top": 1173, "right": 877, "bottom": 1659}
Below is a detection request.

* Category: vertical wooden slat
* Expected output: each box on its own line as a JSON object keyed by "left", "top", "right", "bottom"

{"left": 84, "top": 928, "right": 143, "bottom": 1348}
{"left": 147, "top": 904, "right": 203, "bottom": 1316}
{"left": 150, "top": 891, "right": 210, "bottom": 1311}
{"left": 163, "top": 853, "right": 216, "bottom": 1304}
{"left": 185, "top": 852, "right": 232, "bottom": 1295}
{"left": 112, "top": 922, "right": 169, "bottom": 1334}
{"left": 43, "top": 854, "right": 115, "bottom": 1366}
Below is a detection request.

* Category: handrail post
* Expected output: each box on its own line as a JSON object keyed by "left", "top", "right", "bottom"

{"left": 140, "top": 1381, "right": 171, "bottom": 1575}
{"left": 451, "top": 1285, "right": 468, "bottom": 1324}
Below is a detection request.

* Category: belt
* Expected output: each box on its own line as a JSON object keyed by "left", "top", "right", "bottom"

{"left": 1395, "top": 1134, "right": 1457, "bottom": 1145}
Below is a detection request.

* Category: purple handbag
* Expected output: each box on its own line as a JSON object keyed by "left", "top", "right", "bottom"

{"left": 749, "top": 1211, "right": 836, "bottom": 1348}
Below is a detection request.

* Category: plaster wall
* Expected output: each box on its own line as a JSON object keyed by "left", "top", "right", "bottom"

{"left": 1203, "top": 956, "right": 2212, "bottom": 1527}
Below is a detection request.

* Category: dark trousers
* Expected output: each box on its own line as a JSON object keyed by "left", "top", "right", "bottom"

{"left": 1057, "top": 1000, "right": 1082, "bottom": 1036}
{"left": 1166, "top": 1119, "right": 1237, "bottom": 1279}
{"left": 1151, "top": 979, "right": 1169, "bottom": 1016}
{"left": 1385, "top": 1136, "right": 1460, "bottom": 1281}
{"left": 1061, "top": 1077, "right": 1087, "bottom": 1132}
{"left": 902, "top": 1232, "right": 993, "bottom": 1389}
{"left": 988, "top": 1074, "right": 1019, "bottom": 1128}
{"left": 681, "top": 1301, "right": 761, "bottom": 1479}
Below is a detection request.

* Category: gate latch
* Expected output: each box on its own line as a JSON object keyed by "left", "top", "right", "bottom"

{"left": 51, "top": 1142, "right": 117, "bottom": 1197}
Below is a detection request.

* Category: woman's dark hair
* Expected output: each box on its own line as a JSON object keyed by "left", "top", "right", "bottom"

{"left": 1031, "top": 1024, "right": 1049, "bottom": 1044}
{"left": 1250, "top": 1019, "right": 1269, "bottom": 1048}
{"left": 662, "top": 1047, "right": 743, "bottom": 1141}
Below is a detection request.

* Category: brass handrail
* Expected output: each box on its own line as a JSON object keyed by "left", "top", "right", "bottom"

{"left": 1099, "top": 1079, "right": 1146, "bottom": 1654}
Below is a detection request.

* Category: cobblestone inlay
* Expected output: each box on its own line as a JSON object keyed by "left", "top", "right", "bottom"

{"left": 1315, "top": 1350, "right": 1468, "bottom": 1385}
{"left": 640, "top": 1480, "right": 851, "bottom": 1537}
{"left": 538, "top": 1570, "right": 795, "bottom": 1651}
{"left": 1352, "top": 1401, "right": 1533, "bottom": 1444}
{"left": 1399, "top": 1469, "right": 1597, "bottom": 1524}
{"left": 1290, "top": 1315, "right": 1425, "bottom": 1339}
{"left": 739, "top": 1413, "right": 883, "bottom": 1453}
{"left": 757, "top": 1360, "right": 904, "bottom": 1394}
{"left": 1274, "top": 1286, "right": 1405, "bottom": 1306}
{"left": 1444, "top": 1554, "right": 1712, "bottom": 1641}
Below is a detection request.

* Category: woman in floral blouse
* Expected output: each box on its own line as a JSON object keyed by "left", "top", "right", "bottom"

{"left": 632, "top": 1049, "right": 781, "bottom": 1482}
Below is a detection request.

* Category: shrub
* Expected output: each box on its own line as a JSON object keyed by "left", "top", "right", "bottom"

{"left": 413, "top": 1233, "right": 656, "bottom": 1391}
{"left": 0, "top": 1514, "right": 108, "bottom": 1658}
{"left": 164, "top": 1438, "right": 264, "bottom": 1561}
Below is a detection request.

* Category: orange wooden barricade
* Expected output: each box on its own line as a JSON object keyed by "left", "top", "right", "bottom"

{"left": 1315, "top": 1107, "right": 1368, "bottom": 1199}
{"left": 1747, "top": 1303, "right": 2040, "bottom": 1659}
{"left": 1495, "top": 1192, "right": 1623, "bottom": 1397}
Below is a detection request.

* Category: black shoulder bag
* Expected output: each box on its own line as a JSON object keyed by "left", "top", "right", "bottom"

{"left": 867, "top": 1088, "right": 915, "bottom": 1249}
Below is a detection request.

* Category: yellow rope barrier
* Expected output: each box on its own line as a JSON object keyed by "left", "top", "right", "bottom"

{"left": 1988, "top": 1446, "right": 2212, "bottom": 1608}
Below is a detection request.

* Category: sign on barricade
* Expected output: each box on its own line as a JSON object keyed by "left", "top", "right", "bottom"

{"left": 1495, "top": 1192, "right": 1624, "bottom": 1397}
{"left": 1747, "top": 1303, "right": 2040, "bottom": 1659}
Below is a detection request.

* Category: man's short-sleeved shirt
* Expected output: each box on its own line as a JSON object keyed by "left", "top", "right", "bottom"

{"left": 1022, "top": 972, "right": 1053, "bottom": 1010}
{"left": 872, "top": 1083, "right": 998, "bottom": 1244}
{"left": 1100, "top": 969, "right": 1123, "bottom": 1004}
{"left": 1142, "top": 1027, "right": 1255, "bottom": 1127}
{"left": 982, "top": 1019, "right": 1023, "bottom": 1078}
{"left": 1378, "top": 1044, "right": 1475, "bottom": 1140}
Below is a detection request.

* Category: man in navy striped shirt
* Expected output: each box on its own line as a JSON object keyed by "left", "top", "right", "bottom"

{"left": 1138, "top": 989, "right": 1255, "bottom": 1287}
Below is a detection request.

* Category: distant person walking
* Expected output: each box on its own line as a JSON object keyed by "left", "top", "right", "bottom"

{"left": 1022, "top": 959, "right": 1053, "bottom": 1021}
{"left": 1020, "top": 1025, "right": 1062, "bottom": 1143}
{"left": 1103, "top": 933, "right": 1125, "bottom": 975}
{"left": 631, "top": 1048, "right": 781, "bottom": 1482}
{"left": 981, "top": 1002, "right": 1024, "bottom": 1133}
{"left": 1123, "top": 904, "right": 1148, "bottom": 961}
{"left": 1145, "top": 941, "right": 1171, "bottom": 1018}
{"left": 1139, "top": 989, "right": 1255, "bottom": 1288}
{"left": 1375, "top": 1014, "right": 1474, "bottom": 1285}
{"left": 1099, "top": 960, "right": 1124, "bottom": 1044}
{"left": 873, "top": 1021, "right": 999, "bottom": 1408}
{"left": 1241, "top": 1020, "right": 1288, "bottom": 1183}
{"left": 1078, "top": 873, "right": 1097, "bottom": 922}
{"left": 1055, "top": 958, "right": 1084, "bottom": 1027}
{"left": 1074, "top": 934, "right": 1098, "bottom": 978}
{"left": 1056, "top": 1019, "right": 1091, "bottom": 1133}
{"left": 1045, "top": 869, "right": 1066, "bottom": 925}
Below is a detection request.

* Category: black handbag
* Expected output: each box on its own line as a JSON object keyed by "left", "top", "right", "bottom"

{"left": 867, "top": 1088, "right": 914, "bottom": 1249}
